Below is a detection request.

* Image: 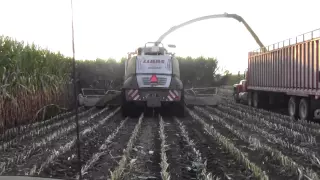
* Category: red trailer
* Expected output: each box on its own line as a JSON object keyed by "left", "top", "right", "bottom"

{"left": 234, "top": 28, "right": 320, "bottom": 120}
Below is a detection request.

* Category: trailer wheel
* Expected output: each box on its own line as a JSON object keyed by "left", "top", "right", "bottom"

{"left": 253, "top": 92, "right": 260, "bottom": 108}
{"left": 299, "top": 98, "right": 310, "bottom": 120}
{"left": 288, "top": 96, "right": 298, "bottom": 118}
{"left": 247, "top": 92, "right": 252, "bottom": 106}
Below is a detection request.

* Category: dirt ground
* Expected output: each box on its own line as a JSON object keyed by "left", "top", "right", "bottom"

{"left": 1, "top": 92, "right": 320, "bottom": 180}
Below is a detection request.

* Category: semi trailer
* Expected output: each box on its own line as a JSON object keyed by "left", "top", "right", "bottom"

{"left": 233, "top": 28, "right": 320, "bottom": 120}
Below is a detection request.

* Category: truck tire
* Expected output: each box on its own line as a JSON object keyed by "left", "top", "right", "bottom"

{"left": 253, "top": 92, "right": 260, "bottom": 108}
{"left": 299, "top": 98, "right": 310, "bottom": 120}
{"left": 247, "top": 92, "right": 252, "bottom": 106}
{"left": 288, "top": 96, "right": 298, "bottom": 118}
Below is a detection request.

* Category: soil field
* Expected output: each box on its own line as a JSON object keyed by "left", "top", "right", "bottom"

{"left": 1, "top": 91, "right": 320, "bottom": 180}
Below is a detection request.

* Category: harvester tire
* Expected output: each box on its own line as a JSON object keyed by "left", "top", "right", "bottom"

{"left": 174, "top": 103, "right": 186, "bottom": 117}
{"left": 121, "top": 90, "right": 139, "bottom": 118}
{"left": 175, "top": 91, "right": 186, "bottom": 117}
{"left": 121, "top": 102, "right": 137, "bottom": 117}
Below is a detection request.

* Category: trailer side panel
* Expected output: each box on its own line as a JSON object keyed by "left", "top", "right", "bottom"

{"left": 247, "top": 37, "right": 320, "bottom": 96}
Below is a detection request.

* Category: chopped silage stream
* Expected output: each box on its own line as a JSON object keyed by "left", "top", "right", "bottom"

{"left": 1, "top": 93, "right": 320, "bottom": 179}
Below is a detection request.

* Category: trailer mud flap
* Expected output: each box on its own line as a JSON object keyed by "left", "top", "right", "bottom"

{"left": 147, "top": 97, "right": 161, "bottom": 108}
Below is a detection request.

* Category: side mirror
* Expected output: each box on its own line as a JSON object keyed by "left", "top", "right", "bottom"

{"left": 168, "top": 44, "right": 176, "bottom": 48}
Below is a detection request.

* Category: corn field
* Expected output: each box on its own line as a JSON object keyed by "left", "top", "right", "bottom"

{"left": 5, "top": 35, "right": 320, "bottom": 180}
{"left": 0, "top": 36, "right": 127, "bottom": 132}
{"left": 0, "top": 35, "right": 231, "bottom": 133}
{"left": 1, "top": 87, "right": 320, "bottom": 179}
{"left": 0, "top": 36, "right": 75, "bottom": 132}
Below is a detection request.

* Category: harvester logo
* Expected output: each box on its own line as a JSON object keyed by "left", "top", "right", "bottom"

{"left": 143, "top": 59, "right": 165, "bottom": 63}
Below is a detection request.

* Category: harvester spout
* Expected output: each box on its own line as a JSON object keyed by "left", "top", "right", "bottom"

{"left": 156, "top": 13, "right": 267, "bottom": 52}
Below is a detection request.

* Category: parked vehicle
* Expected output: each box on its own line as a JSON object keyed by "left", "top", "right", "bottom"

{"left": 233, "top": 28, "right": 320, "bottom": 120}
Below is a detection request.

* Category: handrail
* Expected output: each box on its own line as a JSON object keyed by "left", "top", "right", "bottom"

{"left": 251, "top": 28, "right": 320, "bottom": 55}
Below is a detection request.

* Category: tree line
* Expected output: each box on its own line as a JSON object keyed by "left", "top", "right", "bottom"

{"left": 77, "top": 56, "right": 234, "bottom": 90}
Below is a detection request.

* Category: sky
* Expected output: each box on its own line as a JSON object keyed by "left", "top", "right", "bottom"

{"left": 0, "top": 0, "right": 319, "bottom": 74}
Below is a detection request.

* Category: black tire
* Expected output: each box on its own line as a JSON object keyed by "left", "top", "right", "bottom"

{"left": 121, "top": 102, "right": 141, "bottom": 118}
{"left": 121, "top": 102, "right": 131, "bottom": 117}
{"left": 253, "top": 91, "right": 260, "bottom": 108}
{"left": 247, "top": 92, "right": 252, "bottom": 106}
{"left": 299, "top": 98, "right": 310, "bottom": 120}
{"left": 288, "top": 96, "right": 298, "bottom": 118}
{"left": 121, "top": 90, "right": 140, "bottom": 118}
{"left": 174, "top": 103, "right": 186, "bottom": 117}
{"left": 176, "top": 91, "right": 186, "bottom": 117}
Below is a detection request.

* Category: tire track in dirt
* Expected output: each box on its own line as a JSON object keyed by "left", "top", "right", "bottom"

{"left": 162, "top": 116, "right": 197, "bottom": 180}
{"left": 82, "top": 116, "right": 139, "bottom": 180}
{"left": 39, "top": 112, "right": 124, "bottom": 179}
{"left": 210, "top": 105, "right": 320, "bottom": 176}
{"left": 221, "top": 95, "right": 320, "bottom": 128}
{"left": 191, "top": 107, "right": 318, "bottom": 179}
{"left": 109, "top": 113, "right": 145, "bottom": 179}
{"left": 187, "top": 108, "right": 269, "bottom": 180}
{"left": 224, "top": 99, "right": 320, "bottom": 132}
{"left": 77, "top": 117, "right": 128, "bottom": 179}
{"left": 217, "top": 104, "right": 317, "bottom": 146}
{"left": 0, "top": 107, "right": 86, "bottom": 142}
{"left": 0, "top": 107, "right": 95, "bottom": 152}
{"left": 0, "top": 108, "right": 101, "bottom": 175}
{"left": 125, "top": 117, "right": 161, "bottom": 180}
{"left": 211, "top": 105, "right": 320, "bottom": 173}
{"left": 179, "top": 116, "right": 254, "bottom": 179}
{"left": 1, "top": 107, "right": 114, "bottom": 176}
